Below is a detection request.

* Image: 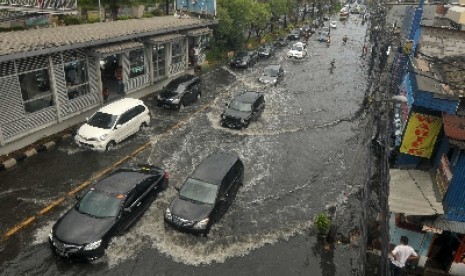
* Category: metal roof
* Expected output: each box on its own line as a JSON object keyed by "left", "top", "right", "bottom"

{"left": 0, "top": 16, "right": 217, "bottom": 62}
{"left": 422, "top": 215, "right": 465, "bottom": 234}
{"left": 89, "top": 41, "right": 144, "bottom": 56}
{"left": 389, "top": 169, "right": 444, "bottom": 216}
{"left": 146, "top": 33, "right": 185, "bottom": 44}
{"left": 185, "top": 27, "right": 212, "bottom": 36}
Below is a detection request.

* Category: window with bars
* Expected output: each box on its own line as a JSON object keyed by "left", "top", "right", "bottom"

{"left": 129, "top": 48, "right": 145, "bottom": 78}
{"left": 64, "top": 59, "right": 89, "bottom": 100}
{"left": 152, "top": 44, "right": 166, "bottom": 78}
{"left": 171, "top": 40, "right": 184, "bottom": 65}
{"left": 19, "top": 68, "right": 53, "bottom": 113}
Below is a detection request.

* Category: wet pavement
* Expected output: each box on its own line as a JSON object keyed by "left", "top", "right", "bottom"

{"left": 0, "top": 17, "right": 371, "bottom": 275}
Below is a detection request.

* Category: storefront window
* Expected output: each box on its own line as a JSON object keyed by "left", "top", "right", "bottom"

{"left": 129, "top": 49, "right": 145, "bottom": 78}
{"left": 64, "top": 59, "right": 89, "bottom": 100}
{"left": 172, "top": 40, "right": 184, "bottom": 64}
{"left": 19, "top": 68, "right": 53, "bottom": 113}
{"left": 152, "top": 44, "right": 165, "bottom": 78}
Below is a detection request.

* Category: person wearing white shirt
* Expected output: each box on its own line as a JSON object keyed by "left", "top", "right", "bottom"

{"left": 390, "top": 236, "right": 419, "bottom": 276}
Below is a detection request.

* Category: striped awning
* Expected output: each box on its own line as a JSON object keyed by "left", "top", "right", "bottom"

{"left": 146, "top": 33, "right": 184, "bottom": 44}
{"left": 185, "top": 27, "right": 212, "bottom": 36}
{"left": 389, "top": 169, "right": 444, "bottom": 216}
{"left": 88, "top": 41, "right": 144, "bottom": 56}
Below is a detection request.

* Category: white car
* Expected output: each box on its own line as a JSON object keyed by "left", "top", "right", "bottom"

{"left": 287, "top": 42, "right": 307, "bottom": 59}
{"left": 75, "top": 98, "right": 151, "bottom": 151}
{"left": 330, "top": 21, "right": 337, "bottom": 28}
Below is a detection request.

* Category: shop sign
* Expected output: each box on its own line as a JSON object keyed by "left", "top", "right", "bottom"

{"left": 400, "top": 112, "right": 442, "bottom": 158}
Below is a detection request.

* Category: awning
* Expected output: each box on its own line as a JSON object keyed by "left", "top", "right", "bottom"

{"left": 146, "top": 34, "right": 184, "bottom": 44}
{"left": 185, "top": 27, "right": 212, "bottom": 36}
{"left": 88, "top": 41, "right": 144, "bottom": 57}
{"left": 422, "top": 216, "right": 465, "bottom": 234}
{"left": 389, "top": 169, "right": 444, "bottom": 216}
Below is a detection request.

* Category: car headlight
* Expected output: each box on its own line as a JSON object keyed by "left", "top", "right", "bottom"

{"left": 49, "top": 228, "right": 53, "bottom": 240}
{"left": 221, "top": 113, "right": 226, "bottom": 119}
{"left": 157, "top": 95, "right": 162, "bottom": 100}
{"left": 240, "top": 119, "right": 245, "bottom": 124}
{"left": 165, "top": 208, "right": 172, "bottom": 221}
{"left": 84, "top": 240, "right": 102, "bottom": 251}
{"left": 193, "top": 218, "right": 209, "bottom": 229}
{"left": 272, "top": 79, "right": 277, "bottom": 84}
{"left": 241, "top": 61, "right": 247, "bottom": 65}
{"left": 98, "top": 134, "right": 107, "bottom": 141}
{"left": 171, "top": 99, "right": 180, "bottom": 104}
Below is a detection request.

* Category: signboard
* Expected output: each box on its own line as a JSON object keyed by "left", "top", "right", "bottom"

{"left": 176, "top": 0, "right": 216, "bottom": 16}
{"left": 400, "top": 112, "right": 442, "bottom": 158}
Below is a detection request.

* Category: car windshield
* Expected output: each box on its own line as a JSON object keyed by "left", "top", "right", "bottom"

{"left": 166, "top": 84, "right": 186, "bottom": 93}
{"left": 229, "top": 99, "right": 252, "bottom": 112}
{"left": 179, "top": 178, "right": 218, "bottom": 204}
{"left": 76, "top": 190, "right": 122, "bottom": 218}
{"left": 236, "top": 52, "right": 248, "bottom": 58}
{"left": 292, "top": 46, "right": 304, "bottom": 51}
{"left": 292, "top": 30, "right": 300, "bottom": 34}
{"left": 87, "top": 112, "right": 117, "bottom": 129}
{"left": 264, "top": 68, "right": 279, "bottom": 77}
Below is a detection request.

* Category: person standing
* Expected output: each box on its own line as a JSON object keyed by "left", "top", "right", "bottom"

{"left": 102, "top": 87, "right": 110, "bottom": 102}
{"left": 390, "top": 236, "right": 419, "bottom": 276}
{"left": 114, "top": 66, "right": 123, "bottom": 94}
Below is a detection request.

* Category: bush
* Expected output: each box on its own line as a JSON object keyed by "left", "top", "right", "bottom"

{"left": 150, "top": 9, "right": 164, "bottom": 16}
{"left": 314, "top": 212, "right": 331, "bottom": 236}
{"left": 63, "top": 16, "right": 81, "bottom": 25}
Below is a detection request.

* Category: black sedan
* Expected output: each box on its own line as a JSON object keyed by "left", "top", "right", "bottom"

{"left": 288, "top": 29, "right": 301, "bottom": 40}
{"left": 49, "top": 164, "right": 169, "bottom": 261}
{"left": 157, "top": 74, "right": 201, "bottom": 110}
{"left": 229, "top": 51, "right": 259, "bottom": 69}
{"left": 274, "top": 37, "right": 288, "bottom": 47}
{"left": 220, "top": 91, "right": 265, "bottom": 129}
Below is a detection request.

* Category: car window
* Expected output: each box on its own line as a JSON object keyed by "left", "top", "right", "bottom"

{"left": 179, "top": 178, "right": 218, "bottom": 204}
{"left": 117, "top": 111, "right": 131, "bottom": 125}
{"left": 76, "top": 190, "right": 122, "bottom": 218}
{"left": 133, "top": 105, "right": 146, "bottom": 117}
{"left": 229, "top": 99, "right": 252, "bottom": 112}
{"left": 88, "top": 112, "right": 117, "bottom": 129}
{"left": 123, "top": 190, "right": 138, "bottom": 208}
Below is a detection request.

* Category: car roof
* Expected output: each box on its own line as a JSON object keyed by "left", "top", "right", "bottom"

{"left": 234, "top": 91, "right": 263, "bottom": 103}
{"left": 94, "top": 170, "right": 152, "bottom": 195}
{"left": 98, "top": 98, "right": 145, "bottom": 115}
{"left": 190, "top": 152, "right": 241, "bottom": 186}
{"left": 264, "top": 64, "right": 281, "bottom": 70}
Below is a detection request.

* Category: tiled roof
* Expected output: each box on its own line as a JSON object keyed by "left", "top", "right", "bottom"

{"left": 0, "top": 16, "right": 217, "bottom": 61}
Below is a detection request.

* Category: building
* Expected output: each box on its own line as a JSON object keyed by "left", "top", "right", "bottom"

{"left": 386, "top": 2, "right": 465, "bottom": 275}
{"left": 0, "top": 16, "right": 216, "bottom": 155}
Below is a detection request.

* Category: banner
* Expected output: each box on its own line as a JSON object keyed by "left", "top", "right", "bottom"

{"left": 400, "top": 112, "right": 442, "bottom": 158}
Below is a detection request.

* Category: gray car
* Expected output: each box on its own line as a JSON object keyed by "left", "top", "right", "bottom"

{"left": 258, "top": 64, "right": 284, "bottom": 85}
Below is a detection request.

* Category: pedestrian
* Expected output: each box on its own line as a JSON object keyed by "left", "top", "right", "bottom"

{"left": 390, "top": 236, "right": 419, "bottom": 276}
{"left": 114, "top": 66, "right": 123, "bottom": 94}
{"left": 102, "top": 87, "right": 110, "bottom": 101}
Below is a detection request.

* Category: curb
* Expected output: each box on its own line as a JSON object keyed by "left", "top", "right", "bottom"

{"left": 0, "top": 134, "right": 72, "bottom": 172}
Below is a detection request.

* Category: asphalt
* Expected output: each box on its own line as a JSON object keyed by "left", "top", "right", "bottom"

{"left": 0, "top": 72, "right": 187, "bottom": 171}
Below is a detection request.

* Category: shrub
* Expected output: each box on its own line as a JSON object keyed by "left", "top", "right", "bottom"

{"left": 314, "top": 212, "right": 331, "bottom": 236}
{"left": 63, "top": 16, "right": 81, "bottom": 25}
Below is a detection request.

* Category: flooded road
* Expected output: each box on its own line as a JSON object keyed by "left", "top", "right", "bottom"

{"left": 0, "top": 17, "right": 370, "bottom": 275}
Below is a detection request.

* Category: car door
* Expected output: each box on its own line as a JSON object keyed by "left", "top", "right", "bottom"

{"left": 117, "top": 190, "right": 140, "bottom": 232}
{"left": 184, "top": 82, "right": 195, "bottom": 104}
{"left": 191, "top": 78, "right": 201, "bottom": 101}
{"left": 252, "top": 96, "right": 265, "bottom": 121}
{"left": 114, "top": 111, "right": 132, "bottom": 142}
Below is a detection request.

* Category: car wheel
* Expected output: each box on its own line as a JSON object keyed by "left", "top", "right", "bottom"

{"left": 178, "top": 102, "right": 185, "bottom": 111}
{"left": 106, "top": 141, "right": 116, "bottom": 151}
{"left": 139, "top": 122, "right": 148, "bottom": 132}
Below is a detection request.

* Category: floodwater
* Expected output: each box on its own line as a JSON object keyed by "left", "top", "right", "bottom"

{"left": 0, "top": 17, "right": 370, "bottom": 275}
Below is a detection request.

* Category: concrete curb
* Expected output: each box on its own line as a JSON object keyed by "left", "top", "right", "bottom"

{"left": 0, "top": 134, "right": 71, "bottom": 172}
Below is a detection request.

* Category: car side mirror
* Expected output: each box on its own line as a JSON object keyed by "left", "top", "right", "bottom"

{"left": 225, "top": 103, "right": 229, "bottom": 107}
{"left": 75, "top": 194, "right": 82, "bottom": 201}
{"left": 175, "top": 186, "right": 180, "bottom": 191}
{"left": 85, "top": 117, "right": 89, "bottom": 122}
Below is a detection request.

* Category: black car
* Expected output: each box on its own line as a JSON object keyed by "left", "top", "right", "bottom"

{"left": 229, "top": 51, "right": 259, "bottom": 69}
{"left": 49, "top": 164, "right": 169, "bottom": 260}
{"left": 220, "top": 91, "right": 265, "bottom": 129}
{"left": 288, "top": 29, "right": 301, "bottom": 40}
{"left": 157, "top": 74, "right": 201, "bottom": 110}
{"left": 258, "top": 44, "right": 275, "bottom": 58}
{"left": 258, "top": 64, "right": 285, "bottom": 86}
{"left": 164, "top": 152, "right": 244, "bottom": 236}
{"left": 274, "top": 37, "right": 288, "bottom": 47}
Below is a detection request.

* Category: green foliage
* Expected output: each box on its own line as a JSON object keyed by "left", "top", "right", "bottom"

{"left": 314, "top": 213, "right": 331, "bottom": 235}
{"left": 117, "top": 15, "right": 133, "bottom": 20}
{"left": 0, "top": 26, "right": 25, "bottom": 32}
{"left": 143, "top": 13, "right": 154, "bottom": 18}
{"left": 150, "top": 9, "right": 164, "bottom": 16}
{"left": 63, "top": 16, "right": 81, "bottom": 25}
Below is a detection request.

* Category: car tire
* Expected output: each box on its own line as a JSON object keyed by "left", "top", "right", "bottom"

{"left": 139, "top": 122, "right": 148, "bottom": 132}
{"left": 106, "top": 141, "right": 116, "bottom": 151}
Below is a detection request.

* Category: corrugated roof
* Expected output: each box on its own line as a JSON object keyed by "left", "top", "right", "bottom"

{"left": 90, "top": 41, "right": 144, "bottom": 55}
{"left": 185, "top": 27, "right": 212, "bottom": 36}
{"left": 0, "top": 16, "right": 217, "bottom": 61}
{"left": 389, "top": 169, "right": 444, "bottom": 216}
{"left": 422, "top": 215, "right": 465, "bottom": 234}
{"left": 146, "top": 33, "right": 184, "bottom": 44}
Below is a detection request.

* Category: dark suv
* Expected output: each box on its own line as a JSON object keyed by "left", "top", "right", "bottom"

{"left": 164, "top": 152, "right": 244, "bottom": 236}
{"left": 220, "top": 91, "right": 265, "bottom": 129}
{"left": 157, "top": 74, "right": 201, "bottom": 110}
{"left": 229, "top": 51, "right": 259, "bottom": 69}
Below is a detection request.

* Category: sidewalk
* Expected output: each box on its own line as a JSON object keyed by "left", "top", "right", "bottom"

{"left": 0, "top": 75, "right": 178, "bottom": 171}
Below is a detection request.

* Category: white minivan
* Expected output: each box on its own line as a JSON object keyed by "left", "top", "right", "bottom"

{"left": 75, "top": 98, "right": 150, "bottom": 151}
